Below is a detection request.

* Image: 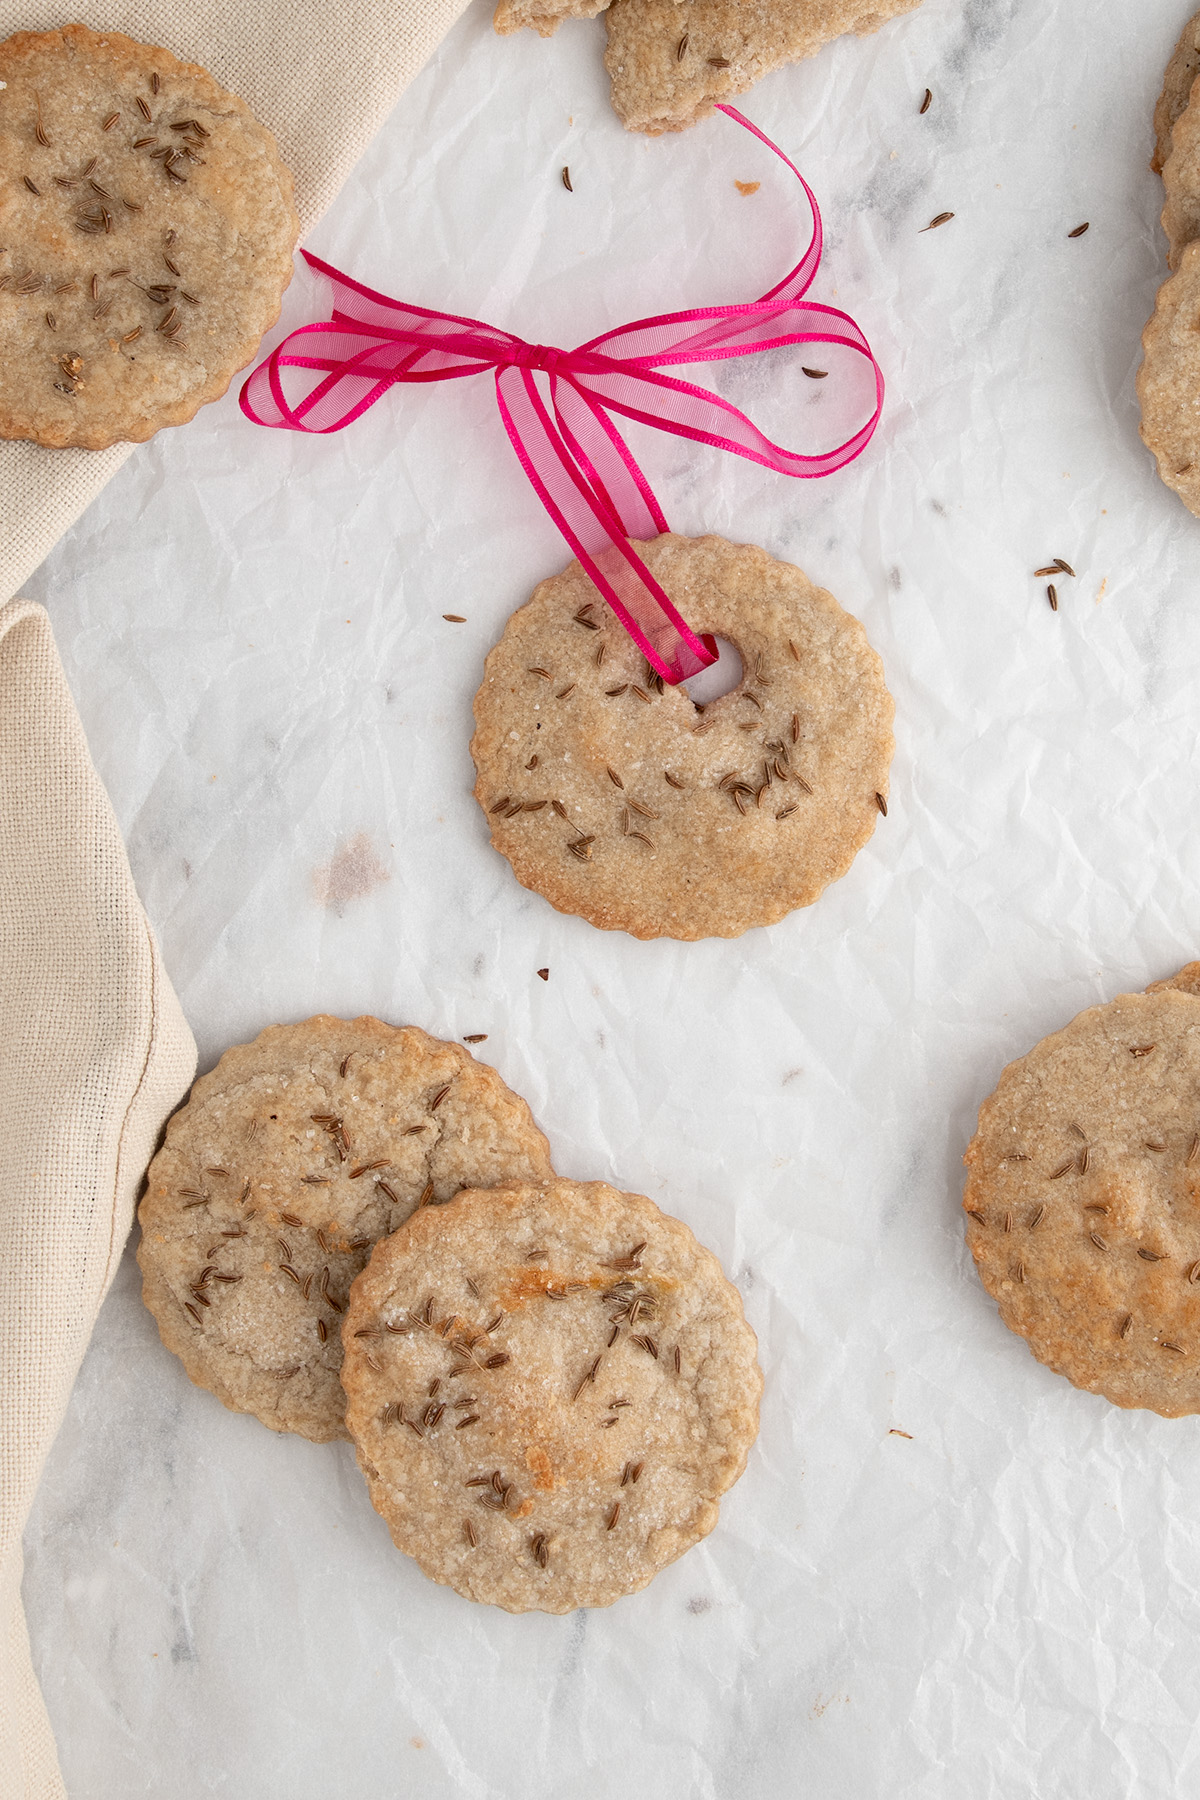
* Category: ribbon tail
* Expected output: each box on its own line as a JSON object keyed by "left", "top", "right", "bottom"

{"left": 550, "top": 373, "right": 668, "bottom": 540}
{"left": 495, "top": 367, "right": 714, "bottom": 683}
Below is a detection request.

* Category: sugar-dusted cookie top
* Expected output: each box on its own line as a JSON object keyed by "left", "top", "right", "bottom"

{"left": 341, "top": 1178, "right": 762, "bottom": 1612}
{"left": 0, "top": 23, "right": 299, "bottom": 448}
{"left": 964, "top": 986, "right": 1200, "bottom": 1415}
{"left": 470, "top": 533, "right": 894, "bottom": 940}
{"left": 138, "top": 1018, "right": 554, "bottom": 1443}
{"left": 1137, "top": 238, "right": 1200, "bottom": 519}
{"left": 604, "top": 0, "right": 923, "bottom": 135}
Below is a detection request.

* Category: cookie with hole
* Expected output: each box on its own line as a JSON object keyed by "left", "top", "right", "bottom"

{"left": 470, "top": 532, "right": 893, "bottom": 940}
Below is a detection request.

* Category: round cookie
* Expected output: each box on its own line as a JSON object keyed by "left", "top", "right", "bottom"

{"left": 470, "top": 533, "right": 894, "bottom": 940}
{"left": 341, "top": 1178, "right": 761, "bottom": 1612}
{"left": 1137, "top": 239, "right": 1200, "bottom": 519}
{"left": 138, "top": 1018, "right": 554, "bottom": 1443}
{"left": 963, "top": 987, "right": 1200, "bottom": 1415}
{"left": 1153, "top": 8, "right": 1200, "bottom": 175}
{"left": 0, "top": 24, "right": 298, "bottom": 449}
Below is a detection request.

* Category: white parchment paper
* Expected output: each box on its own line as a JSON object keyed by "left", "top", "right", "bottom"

{"left": 20, "top": 1, "right": 1200, "bottom": 1794}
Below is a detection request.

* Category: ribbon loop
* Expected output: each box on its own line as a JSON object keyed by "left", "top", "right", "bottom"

{"left": 241, "top": 105, "right": 884, "bottom": 684}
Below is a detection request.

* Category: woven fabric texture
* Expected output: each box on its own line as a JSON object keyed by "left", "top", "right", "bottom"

{"left": 0, "top": 598, "right": 196, "bottom": 1797}
{"left": 0, "top": 4, "right": 471, "bottom": 1792}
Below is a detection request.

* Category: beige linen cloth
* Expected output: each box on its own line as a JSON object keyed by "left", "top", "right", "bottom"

{"left": 0, "top": 5, "right": 471, "bottom": 1794}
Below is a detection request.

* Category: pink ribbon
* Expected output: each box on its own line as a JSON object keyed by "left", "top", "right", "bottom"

{"left": 240, "top": 104, "right": 883, "bottom": 683}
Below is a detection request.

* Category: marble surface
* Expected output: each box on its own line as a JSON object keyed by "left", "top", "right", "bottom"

{"left": 20, "top": 0, "right": 1200, "bottom": 1794}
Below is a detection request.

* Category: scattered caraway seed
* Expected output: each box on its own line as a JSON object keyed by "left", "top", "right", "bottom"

{"left": 1054, "top": 558, "right": 1075, "bottom": 576}
{"left": 463, "top": 1033, "right": 487, "bottom": 1043}
{"left": 677, "top": 32, "right": 688, "bottom": 58}
{"left": 875, "top": 792, "right": 888, "bottom": 816}
{"left": 1047, "top": 584, "right": 1058, "bottom": 612}
{"left": 921, "top": 212, "right": 954, "bottom": 232}
{"left": 1068, "top": 222, "right": 1089, "bottom": 238}
{"left": 802, "top": 367, "right": 827, "bottom": 378}
{"left": 443, "top": 613, "right": 466, "bottom": 622}
{"left": 561, "top": 166, "right": 572, "bottom": 192}
{"left": 708, "top": 56, "right": 730, "bottom": 68}
{"left": 920, "top": 88, "right": 932, "bottom": 114}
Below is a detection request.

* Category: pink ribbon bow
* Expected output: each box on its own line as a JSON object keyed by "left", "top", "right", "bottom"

{"left": 240, "top": 105, "right": 883, "bottom": 683}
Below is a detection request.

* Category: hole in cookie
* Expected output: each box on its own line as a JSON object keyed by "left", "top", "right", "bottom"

{"left": 681, "top": 637, "right": 742, "bottom": 707}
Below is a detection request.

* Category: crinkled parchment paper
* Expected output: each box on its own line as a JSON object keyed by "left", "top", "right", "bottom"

{"left": 21, "top": 1, "right": 1200, "bottom": 1794}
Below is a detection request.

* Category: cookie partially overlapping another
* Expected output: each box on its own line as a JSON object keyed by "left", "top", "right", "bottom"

{"left": 138, "top": 1016, "right": 764, "bottom": 1609}
{"left": 137, "top": 1018, "right": 556, "bottom": 1443}
{"left": 343, "top": 1179, "right": 761, "bottom": 1613}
